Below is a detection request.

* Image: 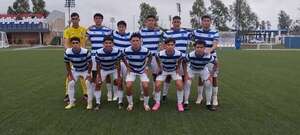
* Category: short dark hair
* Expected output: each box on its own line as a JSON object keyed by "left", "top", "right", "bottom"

{"left": 201, "top": 15, "right": 211, "bottom": 20}
{"left": 146, "top": 15, "right": 156, "bottom": 20}
{"left": 70, "top": 37, "right": 80, "bottom": 43}
{"left": 117, "top": 21, "right": 127, "bottom": 27}
{"left": 194, "top": 40, "right": 206, "bottom": 47}
{"left": 103, "top": 35, "right": 113, "bottom": 42}
{"left": 71, "top": 12, "right": 79, "bottom": 18}
{"left": 172, "top": 16, "right": 181, "bottom": 20}
{"left": 130, "top": 32, "right": 142, "bottom": 40}
{"left": 165, "top": 38, "right": 176, "bottom": 44}
{"left": 94, "top": 13, "right": 103, "bottom": 19}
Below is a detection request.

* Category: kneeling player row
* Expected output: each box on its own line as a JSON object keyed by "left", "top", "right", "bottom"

{"left": 64, "top": 33, "right": 218, "bottom": 112}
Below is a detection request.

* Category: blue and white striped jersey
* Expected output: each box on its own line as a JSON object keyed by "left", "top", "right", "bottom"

{"left": 193, "top": 28, "right": 219, "bottom": 53}
{"left": 112, "top": 31, "right": 131, "bottom": 51}
{"left": 163, "top": 28, "right": 191, "bottom": 54}
{"left": 64, "top": 48, "right": 92, "bottom": 72}
{"left": 185, "top": 51, "right": 215, "bottom": 71}
{"left": 123, "top": 46, "right": 151, "bottom": 74}
{"left": 139, "top": 27, "right": 163, "bottom": 55}
{"left": 157, "top": 49, "right": 183, "bottom": 72}
{"left": 95, "top": 47, "right": 123, "bottom": 71}
{"left": 86, "top": 25, "right": 112, "bottom": 56}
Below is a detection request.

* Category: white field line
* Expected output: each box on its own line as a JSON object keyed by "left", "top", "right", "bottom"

{"left": 12, "top": 45, "right": 45, "bottom": 51}
{"left": 243, "top": 49, "right": 300, "bottom": 51}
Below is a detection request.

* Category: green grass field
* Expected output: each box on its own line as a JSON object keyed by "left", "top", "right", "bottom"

{"left": 0, "top": 48, "right": 300, "bottom": 135}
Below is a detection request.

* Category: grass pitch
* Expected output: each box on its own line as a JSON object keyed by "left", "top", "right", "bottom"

{"left": 0, "top": 48, "right": 299, "bottom": 135}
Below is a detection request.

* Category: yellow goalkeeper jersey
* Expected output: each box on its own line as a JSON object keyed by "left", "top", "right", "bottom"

{"left": 63, "top": 26, "right": 87, "bottom": 48}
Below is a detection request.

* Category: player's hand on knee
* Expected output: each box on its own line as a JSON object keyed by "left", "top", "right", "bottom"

{"left": 68, "top": 74, "right": 75, "bottom": 81}
{"left": 96, "top": 76, "right": 102, "bottom": 85}
{"left": 184, "top": 75, "right": 190, "bottom": 82}
{"left": 115, "top": 79, "right": 121, "bottom": 86}
{"left": 205, "top": 48, "right": 212, "bottom": 54}
{"left": 208, "top": 75, "right": 213, "bottom": 82}
{"left": 95, "top": 84, "right": 101, "bottom": 90}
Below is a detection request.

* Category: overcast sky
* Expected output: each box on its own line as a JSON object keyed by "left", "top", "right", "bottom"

{"left": 1, "top": 0, "right": 300, "bottom": 31}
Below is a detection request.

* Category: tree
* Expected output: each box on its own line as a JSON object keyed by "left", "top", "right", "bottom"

{"left": 260, "top": 20, "right": 266, "bottom": 30}
{"left": 266, "top": 20, "right": 271, "bottom": 30}
{"left": 208, "top": 0, "right": 231, "bottom": 31}
{"left": 290, "top": 21, "right": 300, "bottom": 35}
{"left": 278, "top": 10, "right": 292, "bottom": 30}
{"left": 289, "top": 8, "right": 300, "bottom": 35}
{"left": 32, "top": 0, "right": 49, "bottom": 17}
{"left": 230, "top": 0, "right": 258, "bottom": 31}
{"left": 138, "top": 2, "right": 158, "bottom": 28}
{"left": 7, "top": 6, "right": 16, "bottom": 14}
{"left": 190, "top": 0, "right": 207, "bottom": 29}
{"left": 7, "top": 0, "right": 31, "bottom": 14}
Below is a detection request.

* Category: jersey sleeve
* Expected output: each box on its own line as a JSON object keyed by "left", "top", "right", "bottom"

{"left": 147, "top": 49, "right": 151, "bottom": 57}
{"left": 86, "top": 27, "right": 92, "bottom": 40}
{"left": 214, "top": 31, "right": 220, "bottom": 41}
{"left": 117, "top": 50, "right": 123, "bottom": 60}
{"left": 209, "top": 55, "right": 216, "bottom": 64}
{"left": 179, "top": 52, "right": 184, "bottom": 60}
{"left": 86, "top": 50, "right": 92, "bottom": 62}
{"left": 107, "top": 27, "right": 113, "bottom": 36}
{"left": 64, "top": 52, "right": 70, "bottom": 63}
{"left": 95, "top": 50, "right": 100, "bottom": 63}
{"left": 162, "top": 31, "right": 168, "bottom": 41}
{"left": 185, "top": 53, "right": 190, "bottom": 62}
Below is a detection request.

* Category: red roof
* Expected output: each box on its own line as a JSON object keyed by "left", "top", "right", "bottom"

{"left": 0, "top": 13, "right": 45, "bottom": 18}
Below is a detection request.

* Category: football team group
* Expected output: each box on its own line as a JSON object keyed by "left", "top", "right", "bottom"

{"left": 63, "top": 12, "right": 220, "bottom": 112}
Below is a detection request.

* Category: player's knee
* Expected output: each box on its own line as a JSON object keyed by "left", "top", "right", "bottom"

{"left": 142, "top": 82, "right": 149, "bottom": 88}
{"left": 155, "top": 81, "right": 161, "bottom": 90}
{"left": 126, "top": 82, "right": 133, "bottom": 88}
{"left": 176, "top": 80, "right": 183, "bottom": 90}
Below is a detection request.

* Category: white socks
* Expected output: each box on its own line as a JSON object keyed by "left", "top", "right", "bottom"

{"left": 127, "top": 95, "right": 133, "bottom": 105}
{"left": 162, "top": 82, "right": 170, "bottom": 96}
{"left": 86, "top": 80, "right": 93, "bottom": 103}
{"left": 118, "top": 90, "right": 124, "bottom": 104}
{"left": 155, "top": 91, "right": 161, "bottom": 103}
{"left": 184, "top": 80, "right": 191, "bottom": 104}
{"left": 177, "top": 90, "right": 184, "bottom": 104}
{"left": 106, "top": 83, "right": 112, "bottom": 97}
{"left": 144, "top": 96, "right": 150, "bottom": 105}
{"left": 197, "top": 86, "right": 204, "bottom": 99}
{"left": 152, "top": 81, "right": 156, "bottom": 96}
{"left": 67, "top": 80, "right": 76, "bottom": 104}
{"left": 212, "top": 87, "right": 218, "bottom": 105}
{"left": 204, "top": 80, "right": 212, "bottom": 105}
{"left": 94, "top": 90, "right": 102, "bottom": 104}
{"left": 113, "top": 84, "right": 118, "bottom": 98}
{"left": 140, "top": 82, "right": 144, "bottom": 95}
